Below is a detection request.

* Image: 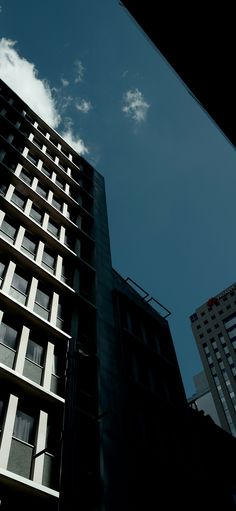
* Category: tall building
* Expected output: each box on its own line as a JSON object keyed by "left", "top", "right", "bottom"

{"left": 0, "top": 78, "right": 187, "bottom": 510}
{"left": 188, "top": 370, "right": 222, "bottom": 427}
{"left": 1, "top": 78, "right": 236, "bottom": 510}
{"left": 190, "top": 283, "right": 236, "bottom": 436}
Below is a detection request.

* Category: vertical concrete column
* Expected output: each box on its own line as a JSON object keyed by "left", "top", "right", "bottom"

{"left": 27, "top": 277, "right": 38, "bottom": 311}
{"left": 22, "top": 147, "right": 29, "bottom": 158}
{"left": 42, "top": 212, "right": 49, "bottom": 231}
{"left": 14, "top": 325, "right": 30, "bottom": 374}
{"left": 28, "top": 133, "right": 34, "bottom": 142}
{"left": 51, "top": 171, "right": 57, "bottom": 184}
{"left": 43, "top": 342, "right": 54, "bottom": 390}
{"left": 1, "top": 261, "right": 16, "bottom": 294}
{"left": 0, "top": 394, "right": 18, "bottom": 469}
{"left": 50, "top": 292, "right": 59, "bottom": 326}
{"left": 15, "top": 225, "right": 25, "bottom": 250}
{"left": 0, "top": 210, "right": 5, "bottom": 227}
{"left": 55, "top": 255, "right": 63, "bottom": 280}
{"left": 48, "top": 190, "right": 53, "bottom": 206}
{"left": 15, "top": 163, "right": 23, "bottom": 177}
{"left": 5, "top": 184, "right": 14, "bottom": 202}
{"left": 65, "top": 183, "right": 70, "bottom": 196}
{"left": 36, "top": 241, "right": 44, "bottom": 266}
{"left": 25, "top": 198, "right": 33, "bottom": 217}
{"left": 31, "top": 176, "right": 38, "bottom": 191}
{"left": 32, "top": 410, "right": 48, "bottom": 484}
{"left": 60, "top": 226, "right": 66, "bottom": 244}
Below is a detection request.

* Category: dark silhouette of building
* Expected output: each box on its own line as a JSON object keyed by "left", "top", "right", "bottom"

{"left": 121, "top": 1, "right": 236, "bottom": 148}
{"left": 1, "top": 78, "right": 236, "bottom": 511}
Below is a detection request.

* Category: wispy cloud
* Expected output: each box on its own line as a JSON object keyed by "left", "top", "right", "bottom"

{"left": 122, "top": 70, "right": 128, "bottom": 78}
{"left": 75, "top": 99, "right": 92, "bottom": 114}
{"left": 61, "top": 77, "right": 69, "bottom": 87}
{"left": 74, "top": 60, "right": 84, "bottom": 84}
{"left": 61, "top": 126, "right": 89, "bottom": 155}
{"left": 0, "top": 38, "right": 60, "bottom": 128}
{"left": 122, "top": 88, "right": 150, "bottom": 123}
{"left": 0, "top": 6, "right": 2, "bottom": 13}
{"left": 0, "top": 38, "right": 89, "bottom": 155}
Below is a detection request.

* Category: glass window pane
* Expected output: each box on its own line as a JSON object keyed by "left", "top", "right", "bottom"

{"left": 11, "top": 272, "right": 28, "bottom": 294}
{"left": 11, "top": 190, "right": 25, "bottom": 209}
{"left": 48, "top": 219, "right": 59, "bottom": 237}
{"left": 13, "top": 409, "right": 35, "bottom": 444}
{"left": 35, "top": 287, "right": 50, "bottom": 309}
{"left": 22, "top": 233, "right": 37, "bottom": 256}
{"left": 0, "top": 217, "right": 17, "bottom": 241}
{"left": 42, "top": 249, "right": 55, "bottom": 269}
{"left": 0, "top": 321, "right": 18, "bottom": 349}
{"left": 41, "top": 165, "right": 51, "bottom": 178}
{"left": 0, "top": 261, "right": 5, "bottom": 280}
{"left": 36, "top": 183, "right": 47, "bottom": 198}
{"left": 30, "top": 205, "right": 43, "bottom": 224}
{"left": 52, "top": 196, "right": 62, "bottom": 211}
{"left": 26, "top": 339, "right": 44, "bottom": 366}
{"left": 20, "top": 169, "right": 32, "bottom": 185}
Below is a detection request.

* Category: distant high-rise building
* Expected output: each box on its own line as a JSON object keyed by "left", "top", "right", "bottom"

{"left": 1, "top": 78, "right": 236, "bottom": 511}
{"left": 188, "top": 370, "right": 222, "bottom": 427}
{"left": 190, "top": 283, "right": 236, "bottom": 436}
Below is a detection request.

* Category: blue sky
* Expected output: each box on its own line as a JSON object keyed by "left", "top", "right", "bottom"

{"left": 1, "top": 0, "right": 236, "bottom": 397}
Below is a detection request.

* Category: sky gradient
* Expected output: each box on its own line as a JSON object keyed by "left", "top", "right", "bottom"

{"left": 1, "top": 0, "right": 236, "bottom": 397}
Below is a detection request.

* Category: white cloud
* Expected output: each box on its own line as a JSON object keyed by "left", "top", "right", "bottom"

{"left": 74, "top": 60, "right": 84, "bottom": 84}
{"left": 75, "top": 99, "right": 92, "bottom": 114}
{"left": 61, "top": 77, "right": 69, "bottom": 87}
{"left": 0, "top": 38, "right": 61, "bottom": 128}
{"left": 0, "top": 38, "right": 89, "bottom": 155}
{"left": 122, "top": 88, "right": 150, "bottom": 123}
{"left": 61, "top": 128, "right": 89, "bottom": 156}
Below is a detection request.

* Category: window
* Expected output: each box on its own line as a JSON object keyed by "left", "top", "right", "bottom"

{"left": 203, "top": 320, "right": 208, "bottom": 325}
{"left": 13, "top": 408, "right": 35, "bottom": 444}
{"left": 10, "top": 270, "right": 29, "bottom": 304}
{"left": 55, "top": 175, "right": 64, "bottom": 189}
{"left": 0, "top": 396, "right": 5, "bottom": 431}
{"left": 50, "top": 136, "right": 58, "bottom": 148}
{"left": 46, "top": 148, "right": 55, "bottom": 161}
{"left": 21, "top": 232, "right": 38, "bottom": 258}
{"left": 20, "top": 168, "right": 32, "bottom": 185}
{"left": 37, "top": 124, "right": 47, "bottom": 136}
{"left": 36, "top": 183, "right": 48, "bottom": 199}
{"left": 30, "top": 204, "right": 43, "bottom": 224}
{"left": 0, "top": 320, "right": 18, "bottom": 349}
{"left": 56, "top": 300, "right": 64, "bottom": 329}
{"left": 0, "top": 216, "right": 18, "bottom": 242}
{"left": 64, "top": 231, "right": 75, "bottom": 250}
{"left": 27, "top": 152, "right": 38, "bottom": 166}
{"left": 47, "top": 218, "right": 59, "bottom": 238}
{"left": 52, "top": 195, "right": 63, "bottom": 211}
{"left": 58, "top": 160, "right": 67, "bottom": 172}
{"left": 33, "top": 137, "right": 43, "bottom": 149}
{"left": 0, "top": 260, "right": 6, "bottom": 285}
{"left": 34, "top": 283, "right": 51, "bottom": 320}
{"left": 61, "top": 146, "right": 69, "bottom": 157}
{"left": 41, "top": 165, "right": 51, "bottom": 178}
{"left": 11, "top": 190, "right": 26, "bottom": 210}
{"left": 25, "top": 112, "right": 35, "bottom": 124}
{"left": 26, "top": 338, "right": 44, "bottom": 366}
{"left": 2, "top": 154, "right": 18, "bottom": 171}
{"left": 0, "top": 179, "right": 9, "bottom": 196}
{"left": 42, "top": 247, "right": 56, "bottom": 273}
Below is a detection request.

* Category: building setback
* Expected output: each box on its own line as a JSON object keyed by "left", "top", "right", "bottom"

{"left": 190, "top": 283, "right": 236, "bottom": 436}
{"left": 1, "top": 79, "right": 236, "bottom": 510}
